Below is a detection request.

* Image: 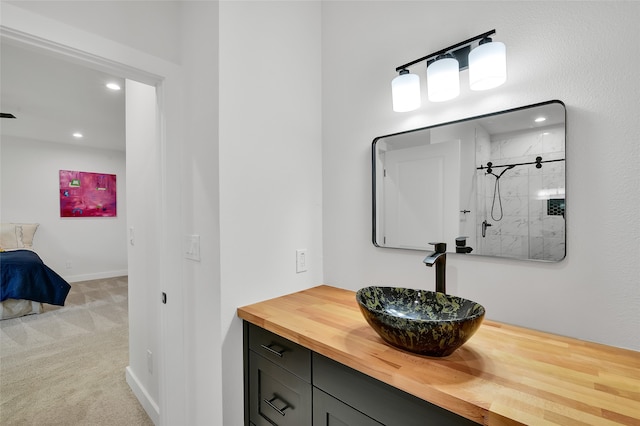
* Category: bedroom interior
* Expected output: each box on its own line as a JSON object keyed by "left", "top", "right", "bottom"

{"left": 0, "top": 40, "right": 128, "bottom": 284}
{"left": 1, "top": 39, "right": 128, "bottom": 304}
{"left": 0, "top": 38, "right": 146, "bottom": 421}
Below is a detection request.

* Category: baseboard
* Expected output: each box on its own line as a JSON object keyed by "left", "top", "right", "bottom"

{"left": 126, "top": 366, "right": 160, "bottom": 425}
{"left": 65, "top": 269, "right": 128, "bottom": 283}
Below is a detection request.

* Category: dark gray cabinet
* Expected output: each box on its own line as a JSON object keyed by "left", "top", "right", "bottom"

{"left": 244, "top": 322, "right": 477, "bottom": 426}
{"left": 313, "top": 389, "right": 383, "bottom": 426}
{"left": 245, "top": 322, "right": 312, "bottom": 426}
{"left": 249, "top": 351, "right": 312, "bottom": 425}
{"left": 313, "top": 353, "right": 476, "bottom": 426}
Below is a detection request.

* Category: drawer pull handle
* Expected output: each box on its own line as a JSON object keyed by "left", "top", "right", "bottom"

{"left": 263, "top": 396, "right": 290, "bottom": 416}
{"left": 260, "top": 343, "right": 285, "bottom": 358}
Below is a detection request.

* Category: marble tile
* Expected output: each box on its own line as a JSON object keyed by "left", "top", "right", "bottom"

{"left": 528, "top": 219, "right": 542, "bottom": 238}
{"left": 485, "top": 220, "right": 501, "bottom": 236}
{"left": 499, "top": 217, "right": 530, "bottom": 237}
{"left": 501, "top": 195, "right": 528, "bottom": 217}
{"left": 472, "top": 123, "right": 565, "bottom": 261}
{"left": 475, "top": 137, "right": 491, "bottom": 165}
{"left": 476, "top": 233, "right": 499, "bottom": 256}
{"left": 544, "top": 237, "right": 565, "bottom": 261}
{"left": 542, "top": 126, "right": 565, "bottom": 153}
{"left": 499, "top": 133, "right": 542, "bottom": 159}
{"left": 529, "top": 236, "right": 545, "bottom": 259}
{"left": 490, "top": 139, "right": 503, "bottom": 159}
{"left": 543, "top": 172, "right": 565, "bottom": 189}
{"left": 528, "top": 198, "right": 545, "bottom": 220}
{"left": 543, "top": 216, "right": 566, "bottom": 238}
{"left": 499, "top": 175, "right": 529, "bottom": 197}
{"left": 500, "top": 235, "right": 528, "bottom": 258}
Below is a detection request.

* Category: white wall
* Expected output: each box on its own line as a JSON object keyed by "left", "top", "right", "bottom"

{"left": 322, "top": 1, "right": 640, "bottom": 350}
{"left": 0, "top": 137, "right": 127, "bottom": 281}
{"left": 125, "top": 80, "right": 161, "bottom": 423}
{"left": 5, "top": 0, "right": 182, "bottom": 64}
{"left": 179, "top": 2, "right": 223, "bottom": 425}
{"left": 219, "top": 2, "right": 323, "bottom": 424}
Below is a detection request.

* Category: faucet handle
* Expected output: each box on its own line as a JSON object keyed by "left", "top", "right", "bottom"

{"left": 428, "top": 242, "right": 447, "bottom": 253}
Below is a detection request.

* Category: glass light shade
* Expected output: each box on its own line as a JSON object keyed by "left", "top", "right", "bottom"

{"left": 391, "top": 72, "right": 421, "bottom": 112}
{"left": 469, "top": 41, "right": 507, "bottom": 91}
{"left": 427, "top": 57, "right": 460, "bottom": 102}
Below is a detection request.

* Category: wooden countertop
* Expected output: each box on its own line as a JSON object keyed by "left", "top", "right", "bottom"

{"left": 237, "top": 285, "right": 640, "bottom": 426}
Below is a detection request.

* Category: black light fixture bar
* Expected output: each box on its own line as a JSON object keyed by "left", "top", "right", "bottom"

{"left": 395, "top": 29, "right": 496, "bottom": 72}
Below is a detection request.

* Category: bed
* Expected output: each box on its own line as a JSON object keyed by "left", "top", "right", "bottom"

{"left": 0, "top": 223, "right": 71, "bottom": 320}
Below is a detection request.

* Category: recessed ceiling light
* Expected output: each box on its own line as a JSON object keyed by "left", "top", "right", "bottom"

{"left": 534, "top": 117, "right": 546, "bottom": 123}
{"left": 73, "top": 132, "right": 83, "bottom": 138}
{"left": 106, "top": 82, "right": 121, "bottom": 91}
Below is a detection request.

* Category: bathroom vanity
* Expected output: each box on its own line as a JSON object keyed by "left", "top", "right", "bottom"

{"left": 238, "top": 285, "right": 640, "bottom": 425}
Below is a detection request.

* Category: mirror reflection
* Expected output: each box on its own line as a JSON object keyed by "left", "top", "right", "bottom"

{"left": 372, "top": 100, "right": 566, "bottom": 262}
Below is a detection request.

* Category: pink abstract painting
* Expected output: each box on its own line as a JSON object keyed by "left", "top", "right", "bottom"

{"left": 59, "top": 170, "right": 117, "bottom": 217}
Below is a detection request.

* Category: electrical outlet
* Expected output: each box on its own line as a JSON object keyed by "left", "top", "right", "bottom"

{"left": 296, "top": 249, "right": 307, "bottom": 273}
{"left": 65, "top": 261, "right": 72, "bottom": 269}
{"left": 147, "top": 349, "right": 153, "bottom": 374}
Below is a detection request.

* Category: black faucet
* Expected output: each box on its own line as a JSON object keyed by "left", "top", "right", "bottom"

{"left": 423, "top": 242, "right": 447, "bottom": 294}
{"left": 455, "top": 236, "right": 473, "bottom": 254}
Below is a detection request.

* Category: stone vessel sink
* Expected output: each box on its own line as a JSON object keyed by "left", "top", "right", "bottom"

{"left": 355, "top": 286, "right": 485, "bottom": 357}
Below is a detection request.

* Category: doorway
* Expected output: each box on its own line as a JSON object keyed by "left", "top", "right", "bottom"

{"left": 0, "top": 26, "right": 183, "bottom": 424}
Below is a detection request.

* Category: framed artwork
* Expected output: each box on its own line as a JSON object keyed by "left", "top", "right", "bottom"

{"left": 59, "top": 170, "right": 117, "bottom": 217}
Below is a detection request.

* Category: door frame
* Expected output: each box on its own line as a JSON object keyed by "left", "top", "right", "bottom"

{"left": 1, "top": 7, "right": 185, "bottom": 425}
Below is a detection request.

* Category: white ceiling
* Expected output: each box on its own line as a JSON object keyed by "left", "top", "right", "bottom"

{"left": 1, "top": 42, "right": 562, "bottom": 154}
{"left": 475, "top": 102, "right": 565, "bottom": 136}
{"left": 0, "top": 41, "right": 125, "bottom": 151}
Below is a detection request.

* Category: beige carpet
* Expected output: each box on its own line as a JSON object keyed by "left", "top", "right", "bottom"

{"left": 0, "top": 276, "right": 153, "bottom": 425}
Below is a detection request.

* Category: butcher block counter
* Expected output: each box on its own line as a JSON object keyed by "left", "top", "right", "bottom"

{"left": 237, "top": 285, "right": 640, "bottom": 426}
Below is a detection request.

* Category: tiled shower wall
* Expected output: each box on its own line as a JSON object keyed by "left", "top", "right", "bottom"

{"left": 475, "top": 125, "right": 565, "bottom": 261}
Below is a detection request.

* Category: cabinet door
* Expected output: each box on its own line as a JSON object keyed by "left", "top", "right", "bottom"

{"left": 313, "top": 389, "right": 383, "bottom": 426}
{"left": 249, "top": 351, "right": 312, "bottom": 426}
{"left": 313, "top": 353, "right": 477, "bottom": 426}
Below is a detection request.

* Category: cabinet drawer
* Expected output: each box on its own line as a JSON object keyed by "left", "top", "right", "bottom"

{"left": 313, "top": 388, "right": 383, "bottom": 426}
{"left": 249, "top": 351, "right": 312, "bottom": 426}
{"left": 248, "top": 323, "right": 311, "bottom": 381}
{"left": 313, "top": 353, "right": 477, "bottom": 426}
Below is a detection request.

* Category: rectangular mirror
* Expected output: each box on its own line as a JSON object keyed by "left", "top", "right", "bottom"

{"left": 372, "top": 100, "right": 566, "bottom": 262}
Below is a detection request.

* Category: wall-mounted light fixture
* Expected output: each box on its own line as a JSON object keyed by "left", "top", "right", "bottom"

{"left": 391, "top": 29, "right": 506, "bottom": 112}
{"left": 391, "top": 69, "right": 421, "bottom": 112}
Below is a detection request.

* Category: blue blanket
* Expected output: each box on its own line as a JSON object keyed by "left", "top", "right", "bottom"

{"left": 1, "top": 250, "right": 71, "bottom": 306}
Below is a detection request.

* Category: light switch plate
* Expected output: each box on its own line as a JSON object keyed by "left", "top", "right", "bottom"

{"left": 296, "top": 249, "right": 307, "bottom": 273}
{"left": 184, "top": 235, "right": 201, "bottom": 261}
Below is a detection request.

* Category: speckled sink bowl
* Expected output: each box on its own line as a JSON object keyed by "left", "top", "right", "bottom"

{"left": 356, "top": 286, "right": 485, "bottom": 357}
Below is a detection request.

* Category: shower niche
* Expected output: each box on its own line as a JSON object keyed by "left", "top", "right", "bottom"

{"left": 372, "top": 100, "right": 565, "bottom": 262}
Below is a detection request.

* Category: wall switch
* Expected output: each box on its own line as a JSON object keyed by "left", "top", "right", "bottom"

{"left": 296, "top": 249, "right": 308, "bottom": 273}
{"left": 146, "top": 349, "right": 153, "bottom": 374}
{"left": 129, "top": 227, "right": 135, "bottom": 246}
{"left": 184, "top": 235, "right": 201, "bottom": 261}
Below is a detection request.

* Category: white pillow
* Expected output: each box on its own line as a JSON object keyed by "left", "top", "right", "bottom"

{"left": 0, "top": 223, "right": 18, "bottom": 249}
{"left": 0, "top": 223, "right": 39, "bottom": 249}
{"left": 14, "top": 223, "right": 39, "bottom": 248}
